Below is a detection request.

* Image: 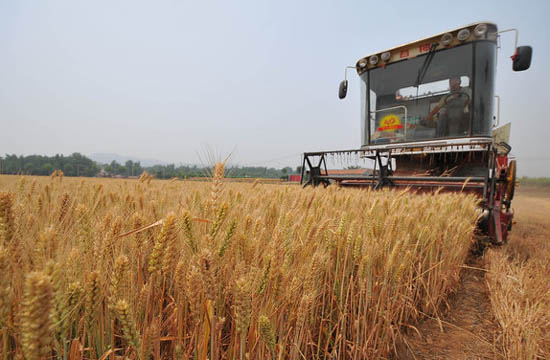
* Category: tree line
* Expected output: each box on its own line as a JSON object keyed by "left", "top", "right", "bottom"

{"left": 0, "top": 153, "right": 298, "bottom": 179}
{"left": 0, "top": 153, "right": 99, "bottom": 177}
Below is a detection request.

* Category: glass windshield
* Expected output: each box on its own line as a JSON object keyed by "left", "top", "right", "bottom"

{"left": 360, "top": 43, "right": 493, "bottom": 146}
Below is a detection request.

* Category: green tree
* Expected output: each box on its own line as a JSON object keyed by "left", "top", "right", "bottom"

{"left": 125, "top": 160, "right": 134, "bottom": 176}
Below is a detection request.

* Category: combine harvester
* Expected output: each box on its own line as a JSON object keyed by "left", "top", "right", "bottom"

{"left": 301, "top": 22, "right": 531, "bottom": 244}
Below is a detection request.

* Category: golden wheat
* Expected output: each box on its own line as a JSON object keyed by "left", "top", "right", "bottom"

{"left": 20, "top": 271, "right": 54, "bottom": 360}
{"left": 0, "top": 171, "right": 480, "bottom": 359}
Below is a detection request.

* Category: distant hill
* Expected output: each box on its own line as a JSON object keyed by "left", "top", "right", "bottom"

{"left": 89, "top": 153, "right": 168, "bottom": 167}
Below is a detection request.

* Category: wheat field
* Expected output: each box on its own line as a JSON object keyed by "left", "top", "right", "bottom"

{"left": 0, "top": 166, "right": 480, "bottom": 360}
{"left": 485, "top": 186, "right": 550, "bottom": 359}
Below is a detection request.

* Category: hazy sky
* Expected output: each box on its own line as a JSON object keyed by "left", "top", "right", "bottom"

{"left": 1, "top": 0, "right": 549, "bottom": 175}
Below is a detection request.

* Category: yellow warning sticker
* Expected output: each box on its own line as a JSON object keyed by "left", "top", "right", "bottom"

{"left": 378, "top": 114, "right": 403, "bottom": 132}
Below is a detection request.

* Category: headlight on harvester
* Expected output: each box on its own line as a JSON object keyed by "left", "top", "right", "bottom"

{"left": 369, "top": 55, "right": 379, "bottom": 65}
{"left": 474, "top": 23, "right": 488, "bottom": 37}
{"left": 457, "top": 28, "right": 471, "bottom": 41}
{"left": 441, "top": 33, "right": 453, "bottom": 46}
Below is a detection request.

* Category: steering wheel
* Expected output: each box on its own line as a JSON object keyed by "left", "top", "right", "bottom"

{"left": 435, "top": 92, "right": 471, "bottom": 120}
{"left": 425, "top": 91, "right": 470, "bottom": 126}
{"left": 442, "top": 91, "right": 470, "bottom": 108}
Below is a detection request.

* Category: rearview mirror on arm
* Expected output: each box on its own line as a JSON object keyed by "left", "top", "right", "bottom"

{"left": 513, "top": 46, "right": 532, "bottom": 71}
{"left": 339, "top": 80, "right": 348, "bottom": 99}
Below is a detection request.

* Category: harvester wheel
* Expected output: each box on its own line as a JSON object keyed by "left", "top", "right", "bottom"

{"left": 506, "top": 160, "right": 517, "bottom": 202}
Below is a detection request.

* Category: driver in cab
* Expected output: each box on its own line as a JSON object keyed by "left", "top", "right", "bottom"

{"left": 425, "top": 77, "right": 471, "bottom": 136}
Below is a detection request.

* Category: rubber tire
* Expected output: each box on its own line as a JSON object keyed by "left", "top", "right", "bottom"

{"left": 507, "top": 160, "right": 517, "bottom": 202}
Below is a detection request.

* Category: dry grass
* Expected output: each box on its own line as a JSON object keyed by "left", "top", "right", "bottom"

{"left": 485, "top": 187, "right": 550, "bottom": 359}
{"left": 0, "top": 169, "right": 480, "bottom": 359}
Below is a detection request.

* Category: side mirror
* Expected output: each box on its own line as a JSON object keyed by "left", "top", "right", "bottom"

{"left": 338, "top": 80, "right": 348, "bottom": 99}
{"left": 513, "top": 46, "right": 532, "bottom": 71}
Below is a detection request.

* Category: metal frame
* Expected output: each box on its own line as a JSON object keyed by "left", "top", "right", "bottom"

{"left": 497, "top": 28, "right": 519, "bottom": 50}
{"left": 493, "top": 95, "right": 501, "bottom": 127}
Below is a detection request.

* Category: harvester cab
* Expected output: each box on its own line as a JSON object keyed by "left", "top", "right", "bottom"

{"left": 301, "top": 22, "right": 532, "bottom": 244}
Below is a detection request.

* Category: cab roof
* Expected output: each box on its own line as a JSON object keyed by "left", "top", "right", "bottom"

{"left": 356, "top": 22, "right": 498, "bottom": 74}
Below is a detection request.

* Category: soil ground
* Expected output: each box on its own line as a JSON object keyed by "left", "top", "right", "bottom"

{"left": 397, "top": 185, "right": 550, "bottom": 359}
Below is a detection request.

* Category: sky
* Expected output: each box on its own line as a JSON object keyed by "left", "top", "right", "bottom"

{"left": 1, "top": 0, "right": 549, "bottom": 175}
